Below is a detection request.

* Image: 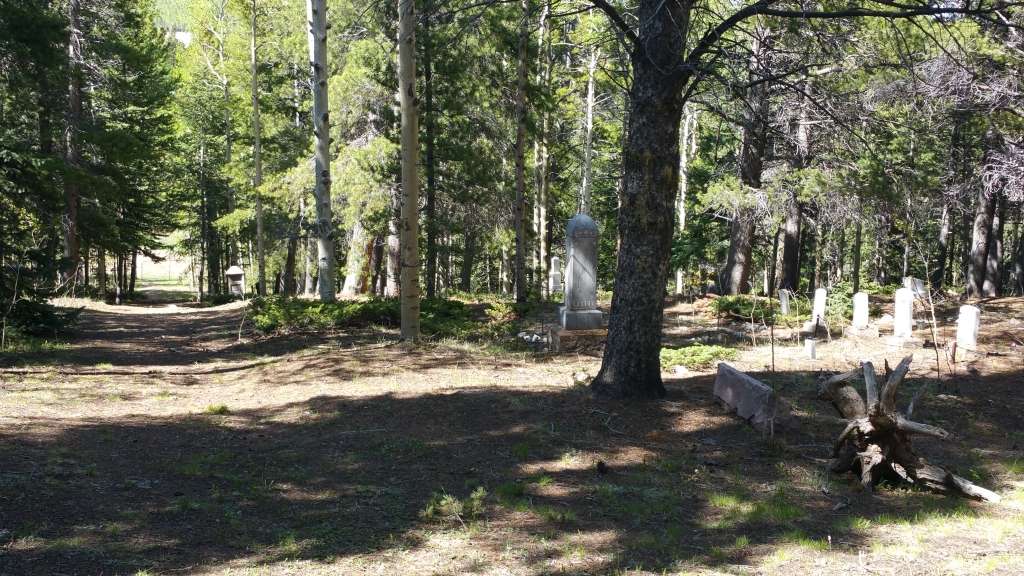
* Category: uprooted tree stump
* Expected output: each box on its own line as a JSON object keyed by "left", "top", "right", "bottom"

{"left": 818, "top": 356, "right": 1001, "bottom": 502}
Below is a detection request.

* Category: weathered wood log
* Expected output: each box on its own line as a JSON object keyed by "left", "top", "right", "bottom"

{"left": 822, "top": 356, "right": 1000, "bottom": 502}
{"left": 818, "top": 367, "right": 866, "bottom": 419}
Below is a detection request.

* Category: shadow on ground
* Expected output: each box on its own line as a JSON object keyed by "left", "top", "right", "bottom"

{"left": 2, "top": 365, "right": 1020, "bottom": 575}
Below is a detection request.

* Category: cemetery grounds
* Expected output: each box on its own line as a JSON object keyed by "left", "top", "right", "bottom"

{"left": 1, "top": 283, "right": 1023, "bottom": 575}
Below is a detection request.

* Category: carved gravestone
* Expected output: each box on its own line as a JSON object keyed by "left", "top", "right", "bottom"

{"left": 559, "top": 214, "right": 603, "bottom": 330}
{"left": 893, "top": 287, "right": 914, "bottom": 339}
{"left": 903, "top": 276, "right": 927, "bottom": 298}
{"left": 852, "top": 292, "right": 870, "bottom": 329}
{"left": 778, "top": 289, "right": 791, "bottom": 315}
{"left": 802, "top": 288, "right": 827, "bottom": 334}
{"left": 812, "top": 288, "right": 827, "bottom": 325}
{"left": 956, "top": 305, "right": 980, "bottom": 350}
{"left": 548, "top": 256, "right": 563, "bottom": 297}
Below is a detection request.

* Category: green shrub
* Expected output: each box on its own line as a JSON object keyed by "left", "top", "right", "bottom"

{"left": 659, "top": 344, "right": 738, "bottom": 370}
{"left": 249, "top": 296, "right": 480, "bottom": 339}
{"left": 5, "top": 299, "right": 82, "bottom": 337}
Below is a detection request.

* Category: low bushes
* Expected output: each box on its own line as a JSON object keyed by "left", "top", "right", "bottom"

{"left": 249, "top": 296, "right": 484, "bottom": 339}
{"left": 659, "top": 344, "right": 738, "bottom": 370}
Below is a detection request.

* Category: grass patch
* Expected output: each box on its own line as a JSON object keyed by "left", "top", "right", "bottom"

{"left": 660, "top": 344, "right": 738, "bottom": 370}
{"left": 204, "top": 404, "right": 230, "bottom": 415}
{"left": 420, "top": 487, "right": 487, "bottom": 524}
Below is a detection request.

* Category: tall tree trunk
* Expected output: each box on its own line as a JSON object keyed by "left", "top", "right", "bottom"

{"left": 580, "top": 46, "right": 599, "bottom": 213}
{"left": 722, "top": 29, "right": 769, "bottom": 295}
{"left": 591, "top": 0, "right": 688, "bottom": 399}
{"left": 968, "top": 188, "right": 997, "bottom": 298}
{"left": 780, "top": 193, "right": 801, "bottom": 292}
{"left": 852, "top": 216, "right": 862, "bottom": 293}
{"left": 982, "top": 193, "right": 1006, "bottom": 297}
{"left": 533, "top": 1, "right": 551, "bottom": 297}
{"left": 342, "top": 220, "right": 370, "bottom": 296}
{"left": 397, "top": 0, "right": 421, "bottom": 338}
{"left": 250, "top": 0, "right": 266, "bottom": 296}
{"left": 63, "top": 0, "right": 83, "bottom": 284}
{"left": 932, "top": 202, "right": 951, "bottom": 289}
{"left": 97, "top": 249, "right": 107, "bottom": 295}
{"left": 423, "top": 0, "right": 438, "bottom": 299}
{"left": 674, "top": 105, "right": 698, "bottom": 293}
{"left": 511, "top": 0, "right": 530, "bottom": 304}
{"left": 461, "top": 228, "right": 475, "bottom": 292}
{"left": 307, "top": 0, "right": 335, "bottom": 301}
{"left": 386, "top": 189, "right": 401, "bottom": 297}
{"left": 129, "top": 250, "right": 137, "bottom": 296}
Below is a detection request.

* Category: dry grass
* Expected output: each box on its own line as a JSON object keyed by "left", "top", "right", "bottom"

{"left": 0, "top": 291, "right": 1022, "bottom": 575}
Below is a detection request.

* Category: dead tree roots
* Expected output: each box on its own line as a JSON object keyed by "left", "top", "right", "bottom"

{"left": 819, "top": 356, "right": 1000, "bottom": 502}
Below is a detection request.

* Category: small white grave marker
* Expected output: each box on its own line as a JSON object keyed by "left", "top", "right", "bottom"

{"left": 956, "top": 305, "right": 981, "bottom": 350}
{"left": 893, "top": 288, "right": 914, "bottom": 338}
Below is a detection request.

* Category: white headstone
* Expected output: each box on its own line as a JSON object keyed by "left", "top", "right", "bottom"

{"left": 893, "top": 287, "right": 914, "bottom": 338}
{"left": 548, "top": 256, "right": 563, "bottom": 296}
{"left": 778, "top": 289, "right": 791, "bottom": 315}
{"left": 559, "top": 214, "right": 603, "bottom": 330}
{"left": 956, "top": 305, "right": 981, "bottom": 350}
{"left": 852, "top": 292, "right": 870, "bottom": 329}
{"left": 804, "top": 337, "right": 817, "bottom": 360}
{"left": 903, "top": 276, "right": 927, "bottom": 298}
{"left": 812, "top": 288, "right": 827, "bottom": 326}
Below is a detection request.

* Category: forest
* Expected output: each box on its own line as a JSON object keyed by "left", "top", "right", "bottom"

{"left": 2, "top": 0, "right": 1024, "bottom": 575}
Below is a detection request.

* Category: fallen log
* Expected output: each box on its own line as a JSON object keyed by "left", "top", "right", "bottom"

{"left": 818, "top": 356, "right": 1000, "bottom": 502}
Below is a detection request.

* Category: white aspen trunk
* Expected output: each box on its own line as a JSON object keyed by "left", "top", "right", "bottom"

{"left": 579, "top": 46, "right": 599, "bottom": 214}
{"left": 307, "top": 0, "right": 335, "bottom": 301}
{"left": 512, "top": 0, "right": 530, "bottom": 304}
{"left": 397, "top": 0, "right": 421, "bottom": 339}
{"left": 533, "top": 1, "right": 551, "bottom": 297}
{"left": 674, "top": 105, "right": 698, "bottom": 295}
{"left": 249, "top": 0, "right": 266, "bottom": 296}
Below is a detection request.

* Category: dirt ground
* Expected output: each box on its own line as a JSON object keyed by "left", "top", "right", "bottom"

{"left": 1, "top": 287, "right": 1022, "bottom": 575}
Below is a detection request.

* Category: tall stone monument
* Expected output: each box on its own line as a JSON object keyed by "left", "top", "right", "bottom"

{"left": 778, "top": 289, "right": 791, "bottom": 315}
{"left": 560, "top": 214, "right": 603, "bottom": 330}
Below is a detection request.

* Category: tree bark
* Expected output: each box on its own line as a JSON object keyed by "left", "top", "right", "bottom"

{"left": 63, "top": 0, "right": 83, "bottom": 284}
{"left": 533, "top": 1, "right": 551, "bottom": 297}
{"left": 932, "top": 202, "right": 951, "bottom": 290}
{"left": 249, "top": 0, "right": 266, "bottom": 296}
{"left": 591, "top": 0, "right": 689, "bottom": 399}
{"left": 852, "top": 215, "right": 862, "bottom": 294}
{"left": 722, "top": 29, "right": 769, "bottom": 295}
{"left": 342, "top": 220, "right": 370, "bottom": 296}
{"left": 982, "top": 193, "right": 1006, "bottom": 297}
{"left": 512, "top": 0, "right": 530, "bottom": 304}
{"left": 307, "top": 0, "right": 335, "bottom": 301}
{"left": 397, "top": 0, "right": 421, "bottom": 338}
{"left": 780, "top": 193, "right": 801, "bottom": 292}
{"left": 968, "top": 188, "right": 997, "bottom": 298}
{"left": 423, "top": 0, "right": 438, "bottom": 299}
{"left": 386, "top": 190, "right": 401, "bottom": 298}
{"left": 461, "top": 227, "right": 475, "bottom": 292}
{"left": 580, "top": 46, "right": 599, "bottom": 214}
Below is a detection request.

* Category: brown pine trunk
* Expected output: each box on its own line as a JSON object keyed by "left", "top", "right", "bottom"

{"left": 423, "top": 0, "right": 438, "bottom": 299}
{"left": 982, "top": 194, "right": 1006, "bottom": 297}
{"left": 721, "top": 29, "right": 769, "bottom": 295}
{"left": 591, "top": 0, "right": 689, "bottom": 399}
{"left": 461, "top": 228, "right": 475, "bottom": 292}
{"left": 968, "top": 188, "right": 996, "bottom": 298}
{"left": 63, "top": 0, "right": 83, "bottom": 283}
{"left": 852, "top": 215, "right": 862, "bottom": 294}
